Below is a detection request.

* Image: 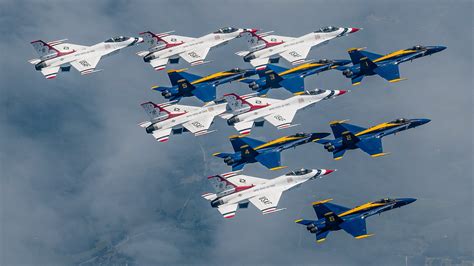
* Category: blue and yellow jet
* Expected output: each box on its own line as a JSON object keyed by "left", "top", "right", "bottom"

{"left": 317, "top": 118, "right": 430, "bottom": 160}
{"left": 240, "top": 59, "right": 351, "bottom": 95}
{"left": 213, "top": 132, "right": 330, "bottom": 170}
{"left": 151, "top": 68, "right": 257, "bottom": 102}
{"left": 337, "top": 45, "right": 446, "bottom": 85}
{"left": 295, "top": 198, "right": 416, "bottom": 243}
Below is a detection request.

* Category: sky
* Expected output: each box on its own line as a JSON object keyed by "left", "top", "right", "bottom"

{"left": 0, "top": 0, "right": 472, "bottom": 265}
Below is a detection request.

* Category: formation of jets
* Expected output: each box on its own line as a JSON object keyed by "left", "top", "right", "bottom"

{"left": 29, "top": 25, "right": 445, "bottom": 244}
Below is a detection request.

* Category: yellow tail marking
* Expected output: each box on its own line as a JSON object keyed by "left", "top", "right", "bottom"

{"left": 312, "top": 198, "right": 333, "bottom": 206}
{"left": 166, "top": 68, "right": 188, "bottom": 73}
{"left": 334, "top": 156, "right": 343, "bottom": 161}
{"left": 270, "top": 166, "right": 287, "bottom": 171}
{"left": 388, "top": 78, "right": 407, "bottom": 83}
{"left": 329, "top": 119, "right": 349, "bottom": 125}
{"left": 352, "top": 82, "right": 361, "bottom": 86}
{"left": 355, "top": 234, "right": 374, "bottom": 239}
{"left": 151, "top": 85, "right": 159, "bottom": 89}
{"left": 371, "top": 152, "right": 390, "bottom": 158}
{"left": 316, "top": 238, "right": 326, "bottom": 243}
{"left": 212, "top": 152, "right": 221, "bottom": 156}
{"left": 294, "top": 219, "right": 303, "bottom": 223}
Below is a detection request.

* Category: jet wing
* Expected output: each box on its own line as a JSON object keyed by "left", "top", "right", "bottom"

{"left": 255, "top": 152, "right": 283, "bottom": 170}
{"left": 249, "top": 57, "right": 270, "bottom": 70}
{"left": 180, "top": 46, "right": 211, "bottom": 65}
{"left": 71, "top": 56, "right": 102, "bottom": 75}
{"left": 40, "top": 66, "right": 61, "bottom": 79}
{"left": 152, "top": 128, "right": 173, "bottom": 142}
{"left": 182, "top": 116, "right": 215, "bottom": 136}
{"left": 356, "top": 138, "right": 387, "bottom": 158}
{"left": 279, "top": 44, "right": 312, "bottom": 65}
{"left": 264, "top": 108, "right": 298, "bottom": 129}
{"left": 149, "top": 58, "right": 169, "bottom": 71}
{"left": 373, "top": 63, "right": 404, "bottom": 83}
{"left": 234, "top": 121, "right": 255, "bottom": 135}
{"left": 249, "top": 191, "right": 283, "bottom": 215}
{"left": 339, "top": 218, "right": 372, "bottom": 239}
{"left": 218, "top": 203, "right": 239, "bottom": 219}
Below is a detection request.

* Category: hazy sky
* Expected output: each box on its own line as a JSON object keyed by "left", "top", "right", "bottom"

{"left": 1, "top": 0, "right": 472, "bottom": 265}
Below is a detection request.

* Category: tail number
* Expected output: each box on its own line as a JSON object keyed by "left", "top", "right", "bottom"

{"left": 79, "top": 60, "right": 91, "bottom": 67}
{"left": 192, "top": 121, "right": 204, "bottom": 128}
{"left": 188, "top": 51, "right": 200, "bottom": 59}
{"left": 273, "top": 115, "right": 286, "bottom": 121}
{"left": 259, "top": 196, "right": 272, "bottom": 205}
{"left": 289, "top": 51, "right": 301, "bottom": 58}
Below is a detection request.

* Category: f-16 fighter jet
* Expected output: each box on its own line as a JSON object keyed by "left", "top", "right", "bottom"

{"left": 138, "top": 100, "right": 227, "bottom": 142}
{"left": 202, "top": 168, "right": 335, "bottom": 218}
{"left": 337, "top": 45, "right": 446, "bottom": 85}
{"left": 317, "top": 118, "right": 431, "bottom": 160}
{"left": 151, "top": 68, "right": 257, "bottom": 103}
{"left": 213, "top": 132, "right": 330, "bottom": 171}
{"left": 137, "top": 27, "right": 254, "bottom": 71}
{"left": 237, "top": 26, "right": 360, "bottom": 70}
{"left": 222, "top": 89, "right": 348, "bottom": 135}
{"left": 240, "top": 59, "right": 351, "bottom": 95}
{"left": 295, "top": 198, "right": 416, "bottom": 242}
{"left": 28, "top": 36, "right": 143, "bottom": 79}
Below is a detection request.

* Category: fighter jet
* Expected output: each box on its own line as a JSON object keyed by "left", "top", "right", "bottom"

{"left": 317, "top": 118, "right": 431, "bottom": 160}
{"left": 337, "top": 45, "right": 446, "bottom": 85}
{"left": 237, "top": 26, "right": 360, "bottom": 70}
{"left": 202, "top": 168, "right": 335, "bottom": 218}
{"left": 213, "top": 132, "right": 330, "bottom": 171}
{"left": 295, "top": 198, "right": 416, "bottom": 242}
{"left": 138, "top": 100, "right": 227, "bottom": 142}
{"left": 222, "top": 89, "right": 348, "bottom": 135}
{"left": 28, "top": 36, "right": 143, "bottom": 79}
{"left": 137, "top": 27, "right": 254, "bottom": 71}
{"left": 240, "top": 59, "right": 351, "bottom": 95}
{"left": 151, "top": 68, "right": 257, "bottom": 103}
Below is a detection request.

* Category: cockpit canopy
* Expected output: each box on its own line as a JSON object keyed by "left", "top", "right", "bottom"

{"left": 315, "top": 26, "right": 339, "bottom": 33}
{"left": 286, "top": 168, "right": 311, "bottom": 176}
{"left": 214, "top": 27, "right": 238, "bottom": 34}
{"left": 293, "top": 132, "right": 307, "bottom": 138}
{"left": 374, "top": 198, "right": 395, "bottom": 204}
{"left": 317, "top": 59, "right": 330, "bottom": 64}
{"left": 390, "top": 118, "right": 407, "bottom": 124}
{"left": 412, "top": 45, "right": 426, "bottom": 50}
{"left": 305, "top": 89, "right": 325, "bottom": 96}
{"left": 105, "top": 36, "right": 129, "bottom": 43}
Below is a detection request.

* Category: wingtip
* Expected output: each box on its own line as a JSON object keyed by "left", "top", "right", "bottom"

{"left": 370, "top": 152, "right": 390, "bottom": 158}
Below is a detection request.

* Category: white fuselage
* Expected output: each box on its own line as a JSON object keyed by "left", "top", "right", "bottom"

{"left": 151, "top": 103, "right": 227, "bottom": 131}
{"left": 220, "top": 171, "right": 316, "bottom": 205}
{"left": 151, "top": 32, "right": 242, "bottom": 59}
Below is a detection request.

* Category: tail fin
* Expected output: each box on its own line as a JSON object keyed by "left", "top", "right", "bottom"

{"left": 323, "top": 211, "right": 344, "bottom": 227}
{"left": 329, "top": 120, "right": 366, "bottom": 138}
{"left": 140, "top": 101, "right": 184, "bottom": 121}
{"left": 139, "top": 31, "right": 177, "bottom": 50}
{"left": 223, "top": 93, "right": 257, "bottom": 113}
{"left": 312, "top": 199, "right": 350, "bottom": 220}
{"left": 167, "top": 69, "right": 202, "bottom": 85}
{"left": 359, "top": 57, "right": 378, "bottom": 73}
{"left": 347, "top": 48, "right": 382, "bottom": 64}
{"left": 229, "top": 136, "right": 265, "bottom": 152}
{"left": 207, "top": 171, "right": 252, "bottom": 195}
{"left": 263, "top": 68, "right": 284, "bottom": 88}
{"left": 31, "top": 39, "right": 73, "bottom": 59}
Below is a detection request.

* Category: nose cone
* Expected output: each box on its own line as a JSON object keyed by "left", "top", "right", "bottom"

{"left": 322, "top": 169, "right": 336, "bottom": 176}
{"left": 430, "top": 46, "right": 447, "bottom": 53}
{"left": 335, "top": 90, "right": 348, "bottom": 96}
{"left": 397, "top": 198, "right": 417, "bottom": 206}
{"left": 411, "top": 118, "right": 431, "bottom": 127}
{"left": 348, "top": 27, "right": 361, "bottom": 34}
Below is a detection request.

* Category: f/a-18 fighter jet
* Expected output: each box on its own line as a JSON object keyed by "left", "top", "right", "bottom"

{"left": 202, "top": 168, "right": 335, "bottom": 218}
{"left": 237, "top": 26, "right": 360, "bottom": 70}
{"left": 295, "top": 198, "right": 416, "bottom": 243}
{"left": 317, "top": 118, "right": 431, "bottom": 160}
{"left": 240, "top": 59, "right": 351, "bottom": 95}
{"left": 222, "top": 89, "right": 348, "bottom": 135}
{"left": 151, "top": 68, "right": 257, "bottom": 103}
{"left": 138, "top": 100, "right": 227, "bottom": 142}
{"left": 137, "top": 27, "right": 254, "bottom": 71}
{"left": 337, "top": 45, "right": 446, "bottom": 85}
{"left": 213, "top": 132, "right": 330, "bottom": 171}
{"left": 28, "top": 36, "right": 143, "bottom": 79}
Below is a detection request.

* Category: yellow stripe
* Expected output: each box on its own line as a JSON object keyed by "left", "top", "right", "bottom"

{"left": 212, "top": 152, "right": 221, "bottom": 156}
{"left": 166, "top": 68, "right": 188, "bottom": 73}
{"left": 316, "top": 238, "right": 326, "bottom": 243}
{"left": 191, "top": 71, "right": 235, "bottom": 84}
{"left": 352, "top": 82, "right": 361, "bottom": 86}
{"left": 355, "top": 234, "right": 374, "bottom": 239}
{"left": 294, "top": 219, "right": 303, "bottom": 223}
{"left": 270, "top": 166, "right": 287, "bottom": 171}
{"left": 373, "top": 49, "right": 417, "bottom": 63}
{"left": 388, "top": 78, "right": 407, "bottom": 83}
{"left": 151, "top": 85, "right": 159, "bottom": 89}
{"left": 254, "top": 136, "right": 303, "bottom": 150}
{"left": 312, "top": 198, "right": 333, "bottom": 206}
{"left": 293, "top": 91, "right": 306, "bottom": 95}
{"left": 339, "top": 202, "right": 386, "bottom": 217}
{"left": 278, "top": 62, "right": 324, "bottom": 76}
{"left": 334, "top": 156, "right": 343, "bottom": 161}
{"left": 329, "top": 119, "right": 349, "bottom": 125}
{"left": 371, "top": 152, "right": 389, "bottom": 158}
{"left": 355, "top": 122, "right": 401, "bottom": 136}
{"left": 347, "top": 47, "right": 365, "bottom": 52}
{"left": 228, "top": 135, "right": 241, "bottom": 139}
